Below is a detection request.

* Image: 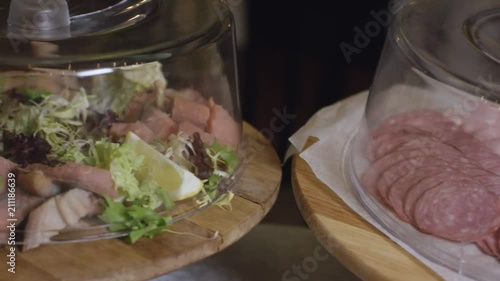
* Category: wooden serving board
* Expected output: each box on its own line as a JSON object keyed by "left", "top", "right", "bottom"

{"left": 291, "top": 137, "right": 443, "bottom": 281}
{"left": 0, "top": 123, "right": 282, "bottom": 281}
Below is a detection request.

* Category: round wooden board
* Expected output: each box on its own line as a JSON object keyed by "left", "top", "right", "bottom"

{"left": 291, "top": 137, "right": 443, "bottom": 281}
{"left": 0, "top": 123, "right": 282, "bottom": 281}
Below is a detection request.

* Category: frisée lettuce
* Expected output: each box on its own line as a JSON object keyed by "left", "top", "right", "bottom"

{"left": 92, "top": 140, "right": 171, "bottom": 210}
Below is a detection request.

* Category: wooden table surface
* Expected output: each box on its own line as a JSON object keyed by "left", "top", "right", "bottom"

{"left": 0, "top": 123, "right": 282, "bottom": 281}
{"left": 291, "top": 138, "right": 443, "bottom": 281}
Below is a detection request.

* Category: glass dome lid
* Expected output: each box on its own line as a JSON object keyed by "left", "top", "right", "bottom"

{"left": 395, "top": 0, "right": 500, "bottom": 101}
{"left": 0, "top": 0, "right": 233, "bottom": 67}
{"left": 0, "top": 0, "right": 243, "bottom": 249}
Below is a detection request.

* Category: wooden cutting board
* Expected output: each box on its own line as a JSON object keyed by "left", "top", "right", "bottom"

{"left": 291, "top": 137, "right": 443, "bottom": 281}
{"left": 0, "top": 123, "right": 282, "bottom": 281}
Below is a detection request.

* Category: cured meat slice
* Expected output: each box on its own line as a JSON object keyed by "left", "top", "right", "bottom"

{"left": 484, "top": 139, "right": 500, "bottom": 156}
{"left": 362, "top": 149, "right": 426, "bottom": 197}
{"left": 403, "top": 171, "right": 453, "bottom": 223}
{"left": 172, "top": 97, "right": 210, "bottom": 129}
{"left": 412, "top": 179, "right": 499, "bottom": 242}
{"left": 476, "top": 229, "right": 500, "bottom": 258}
{"left": 461, "top": 103, "right": 500, "bottom": 134}
{"left": 109, "top": 122, "right": 155, "bottom": 143}
{"left": 123, "top": 91, "right": 156, "bottom": 122}
{"left": 390, "top": 161, "right": 489, "bottom": 222}
{"left": 26, "top": 163, "right": 118, "bottom": 199}
{"left": 373, "top": 133, "right": 460, "bottom": 163}
{"left": 474, "top": 127, "right": 500, "bottom": 143}
{"left": 207, "top": 100, "right": 241, "bottom": 147}
{"left": 446, "top": 131, "right": 500, "bottom": 175}
{"left": 143, "top": 107, "right": 178, "bottom": 141}
{"left": 474, "top": 173, "right": 500, "bottom": 196}
{"left": 476, "top": 239, "right": 494, "bottom": 256}
{"left": 376, "top": 110, "right": 457, "bottom": 136}
{"left": 178, "top": 121, "right": 215, "bottom": 144}
{"left": 386, "top": 165, "right": 457, "bottom": 222}
{"left": 371, "top": 124, "right": 427, "bottom": 140}
{"left": 370, "top": 143, "right": 473, "bottom": 201}
{"left": 165, "top": 88, "right": 208, "bottom": 105}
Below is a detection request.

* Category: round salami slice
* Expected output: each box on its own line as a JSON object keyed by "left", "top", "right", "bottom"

{"left": 473, "top": 126, "right": 500, "bottom": 143}
{"left": 371, "top": 124, "right": 427, "bottom": 140}
{"left": 384, "top": 165, "right": 452, "bottom": 222}
{"left": 368, "top": 125, "right": 427, "bottom": 161}
{"left": 474, "top": 173, "right": 500, "bottom": 196}
{"left": 487, "top": 229, "right": 500, "bottom": 258}
{"left": 413, "top": 179, "right": 499, "bottom": 242}
{"left": 476, "top": 240, "right": 494, "bottom": 256}
{"left": 373, "top": 144, "right": 476, "bottom": 204}
{"left": 403, "top": 171, "right": 455, "bottom": 223}
{"left": 373, "top": 133, "right": 443, "bottom": 161}
{"left": 362, "top": 148, "right": 428, "bottom": 198}
{"left": 378, "top": 110, "right": 456, "bottom": 132}
{"left": 495, "top": 227, "right": 500, "bottom": 258}
{"left": 441, "top": 130, "right": 500, "bottom": 175}
{"left": 402, "top": 164, "right": 495, "bottom": 224}
{"left": 461, "top": 103, "right": 500, "bottom": 134}
{"left": 483, "top": 139, "right": 500, "bottom": 156}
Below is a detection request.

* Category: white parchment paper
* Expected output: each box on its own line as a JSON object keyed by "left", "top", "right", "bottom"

{"left": 289, "top": 91, "right": 500, "bottom": 281}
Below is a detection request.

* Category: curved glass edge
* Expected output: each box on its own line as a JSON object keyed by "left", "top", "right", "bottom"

{"left": 345, "top": 125, "right": 498, "bottom": 281}
{"left": 0, "top": 1, "right": 234, "bottom": 67}
{"left": 393, "top": 3, "right": 500, "bottom": 104}
{"left": 0, "top": 148, "right": 246, "bottom": 245}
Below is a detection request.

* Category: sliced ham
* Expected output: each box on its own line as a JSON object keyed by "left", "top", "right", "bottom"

{"left": 109, "top": 121, "right": 155, "bottom": 143}
{"left": 166, "top": 88, "right": 208, "bottom": 105}
{"left": 178, "top": 121, "right": 215, "bottom": 144}
{"left": 143, "top": 108, "right": 178, "bottom": 141}
{"left": 0, "top": 157, "right": 17, "bottom": 194}
{"left": 26, "top": 163, "right": 118, "bottom": 199}
{"left": 207, "top": 99, "right": 241, "bottom": 147}
{"left": 172, "top": 97, "right": 210, "bottom": 129}
{"left": 123, "top": 91, "right": 156, "bottom": 122}
{"left": 23, "top": 188, "right": 98, "bottom": 251}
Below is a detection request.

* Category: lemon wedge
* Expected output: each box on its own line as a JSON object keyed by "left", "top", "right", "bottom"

{"left": 124, "top": 132, "right": 203, "bottom": 201}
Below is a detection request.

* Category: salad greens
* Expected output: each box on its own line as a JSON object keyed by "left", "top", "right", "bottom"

{"left": 196, "top": 141, "right": 238, "bottom": 206}
{"left": 0, "top": 62, "right": 239, "bottom": 244}
{"left": 99, "top": 196, "right": 173, "bottom": 243}
{"left": 92, "top": 140, "right": 170, "bottom": 210}
{"left": 206, "top": 141, "right": 238, "bottom": 174}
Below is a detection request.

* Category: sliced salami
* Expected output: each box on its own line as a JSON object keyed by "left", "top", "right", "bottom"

{"left": 384, "top": 166, "right": 447, "bottom": 223}
{"left": 412, "top": 179, "right": 499, "bottom": 242}
{"left": 481, "top": 228, "right": 500, "bottom": 258}
{"left": 474, "top": 127, "right": 500, "bottom": 143}
{"left": 362, "top": 109, "right": 500, "bottom": 247}
{"left": 362, "top": 148, "right": 427, "bottom": 197}
{"left": 403, "top": 171, "right": 455, "bottom": 223}
{"left": 476, "top": 240, "right": 494, "bottom": 256}
{"left": 373, "top": 133, "right": 440, "bottom": 161}
{"left": 461, "top": 103, "right": 500, "bottom": 134}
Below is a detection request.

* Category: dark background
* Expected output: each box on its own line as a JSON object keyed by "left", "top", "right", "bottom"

{"left": 239, "top": 0, "right": 390, "bottom": 157}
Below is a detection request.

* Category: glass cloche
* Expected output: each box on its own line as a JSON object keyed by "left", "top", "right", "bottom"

{"left": 0, "top": 0, "right": 244, "bottom": 250}
{"left": 348, "top": 0, "right": 500, "bottom": 279}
